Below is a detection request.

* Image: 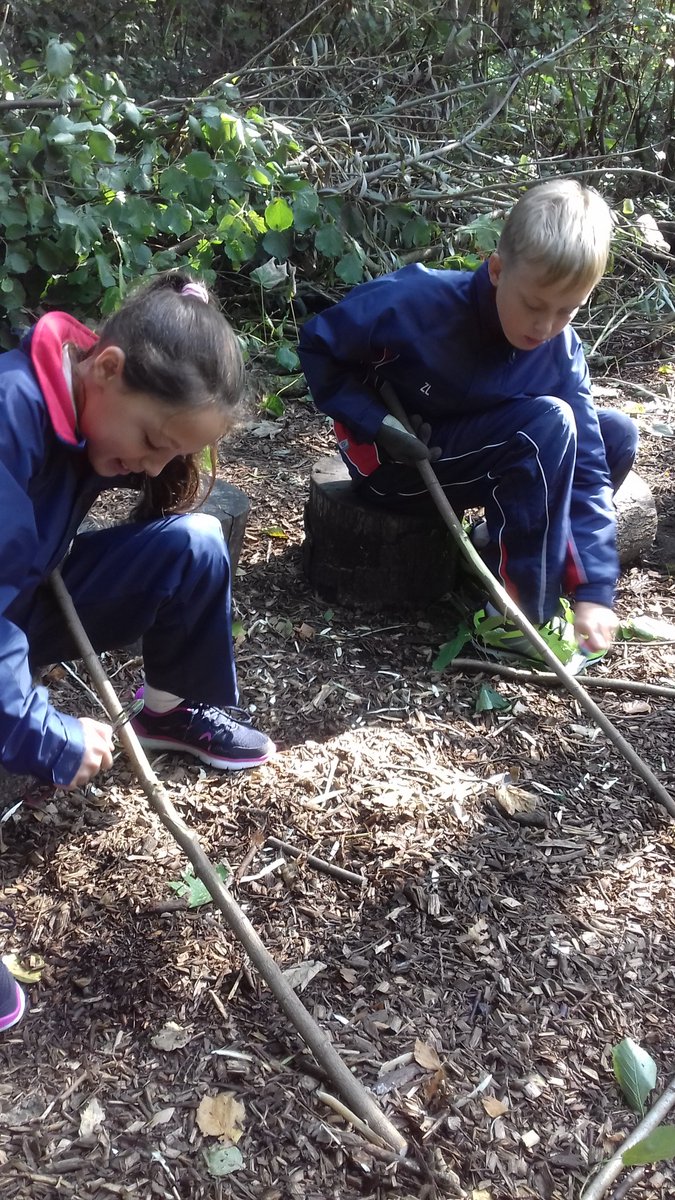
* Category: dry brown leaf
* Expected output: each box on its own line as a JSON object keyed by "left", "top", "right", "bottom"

{"left": 622, "top": 699, "right": 651, "bottom": 714}
{"left": 150, "top": 1021, "right": 193, "bottom": 1051}
{"left": 196, "top": 1093, "right": 246, "bottom": 1143}
{"left": 413, "top": 1038, "right": 442, "bottom": 1071}
{"left": 79, "top": 1097, "right": 106, "bottom": 1139}
{"left": 493, "top": 782, "right": 538, "bottom": 816}
{"left": 296, "top": 622, "right": 316, "bottom": 639}
{"left": 482, "top": 1095, "right": 509, "bottom": 1118}
{"left": 282, "top": 959, "right": 326, "bottom": 991}
{"left": 146, "top": 1106, "right": 175, "bottom": 1129}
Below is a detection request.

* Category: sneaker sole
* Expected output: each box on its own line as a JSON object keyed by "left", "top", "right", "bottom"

{"left": 0, "top": 983, "right": 26, "bottom": 1032}
{"left": 134, "top": 733, "right": 276, "bottom": 771}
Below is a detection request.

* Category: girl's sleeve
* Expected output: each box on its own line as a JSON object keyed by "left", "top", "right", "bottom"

{"left": 0, "top": 453, "right": 84, "bottom": 785}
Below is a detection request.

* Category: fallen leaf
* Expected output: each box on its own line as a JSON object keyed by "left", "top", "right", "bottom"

{"left": 413, "top": 1039, "right": 442, "bottom": 1071}
{"left": 146, "top": 1106, "right": 175, "bottom": 1128}
{"left": 79, "top": 1097, "right": 106, "bottom": 1138}
{"left": 196, "top": 1093, "right": 246, "bottom": 1143}
{"left": 622, "top": 700, "right": 651, "bottom": 714}
{"left": 296, "top": 622, "right": 316, "bottom": 639}
{"left": 493, "top": 782, "right": 538, "bottom": 816}
{"left": 282, "top": 959, "right": 326, "bottom": 992}
{"left": 521, "top": 1129, "right": 540, "bottom": 1148}
{"left": 2, "top": 951, "right": 45, "bottom": 984}
{"left": 203, "top": 1144, "right": 244, "bottom": 1176}
{"left": 151, "top": 1021, "right": 193, "bottom": 1051}
{"left": 472, "top": 1191, "right": 492, "bottom": 1200}
{"left": 482, "top": 1095, "right": 509, "bottom": 1118}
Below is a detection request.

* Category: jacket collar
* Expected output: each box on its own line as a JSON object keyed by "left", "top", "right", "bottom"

{"left": 471, "top": 259, "right": 511, "bottom": 352}
{"left": 27, "top": 313, "right": 98, "bottom": 447}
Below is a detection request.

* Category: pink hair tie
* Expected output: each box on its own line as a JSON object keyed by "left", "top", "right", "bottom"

{"left": 181, "top": 280, "right": 209, "bottom": 303}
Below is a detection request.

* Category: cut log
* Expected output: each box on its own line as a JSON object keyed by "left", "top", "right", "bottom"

{"left": 303, "top": 456, "right": 458, "bottom": 610}
{"left": 81, "top": 477, "right": 250, "bottom": 573}
{"left": 615, "top": 471, "right": 657, "bottom": 565}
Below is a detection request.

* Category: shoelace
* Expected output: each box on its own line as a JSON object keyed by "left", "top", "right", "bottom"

{"left": 184, "top": 703, "right": 254, "bottom": 730}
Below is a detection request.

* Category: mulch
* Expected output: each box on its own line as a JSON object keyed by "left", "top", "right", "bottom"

{"left": 1, "top": 369, "right": 675, "bottom": 1200}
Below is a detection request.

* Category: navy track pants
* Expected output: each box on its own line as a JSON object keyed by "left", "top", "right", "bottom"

{"left": 21, "top": 513, "right": 239, "bottom": 708}
{"left": 359, "top": 399, "right": 638, "bottom": 623}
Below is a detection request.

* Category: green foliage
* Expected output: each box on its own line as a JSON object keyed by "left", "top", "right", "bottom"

{"left": 0, "top": 44, "right": 367, "bottom": 333}
{"left": 623, "top": 1125, "right": 675, "bottom": 1167}
{"left": 612, "top": 1037, "right": 657, "bottom": 1115}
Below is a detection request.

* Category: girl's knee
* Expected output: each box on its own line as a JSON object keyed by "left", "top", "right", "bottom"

{"left": 162, "top": 513, "right": 228, "bottom": 567}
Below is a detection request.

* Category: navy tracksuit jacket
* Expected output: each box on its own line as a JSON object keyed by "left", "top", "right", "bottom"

{"left": 0, "top": 313, "right": 237, "bottom": 784}
{"left": 298, "top": 260, "right": 638, "bottom": 622}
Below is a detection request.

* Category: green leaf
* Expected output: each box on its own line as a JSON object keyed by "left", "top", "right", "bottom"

{"left": 617, "top": 615, "right": 675, "bottom": 641}
{"left": 88, "top": 128, "right": 116, "bottom": 163}
{"left": 335, "top": 252, "right": 364, "bottom": 284}
{"left": 432, "top": 625, "right": 471, "bottom": 671}
{"left": 623, "top": 1125, "right": 675, "bottom": 1166}
{"left": 292, "top": 187, "right": 321, "bottom": 232}
{"left": 119, "top": 100, "right": 141, "bottom": 127}
{"left": 314, "top": 223, "right": 345, "bottom": 258}
{"left": 261, "top": 393, "right": 285, "bottom": 417}
{"left": 5, "top": 246, "right": 32, "bottom": 273}
{"left": 95, "top": 253, "right": 116, "bottom": 288}
{"left": 45, "top": 38, "right": 73, "bottom": 79}
{"left": 262, "top": 230, "right": 292, "bottom": 260}
{"left": 168, "top": 865, "right": 230, "bottom": 908}
{"left": 475, "top": 684, "right": 511, "bottom": 714}
{"left": 613, "top": 1038, "right": 657, "bottom": 1114}
{"left": 250, "top": 258, "right": 289, "bottom": 290}
{"left": 185, "top": 151, "right": 214, "bottom": 181}
{"left": 203, "top": 1144, "right": 244, "bottom": 1177}
{"left": 265, "top": 196, "right": 294, "bottom": 232}
{"left": 623, "top": 197, "right": 635, "bottom": 215}
{"left": 275, "top": 344, "right": 300, "bottom": 372}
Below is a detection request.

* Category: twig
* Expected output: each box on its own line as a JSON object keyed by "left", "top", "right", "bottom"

{"left": 266, "top": 836, "right": 367, "bottom": 887}
{"left": 581, "top": 1075, "right": 675, "bottom": 1199}
{"left": 447, "top": 657, "right": 675, "bottom": 699}
{"left": 380, "top": 383, "right": 675, "bottom": 821}
{"left": 315, "top": 1089, "right": 390, "bottom": 1150}
{"left": 49, "top": 569, "right": 407, "bottom": 1155}
{"left": 609, "top": 1167, "right": 646, "bottom": 1200}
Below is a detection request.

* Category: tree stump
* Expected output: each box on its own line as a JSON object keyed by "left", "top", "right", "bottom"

{"left": 303, "top": 456, "right": 458, "bottom": 610}
{"left": 615, "top": 471, "right": 657, "bottom": 566}
{"left": 81, "top": 477, "right": 250, "bottom": 573}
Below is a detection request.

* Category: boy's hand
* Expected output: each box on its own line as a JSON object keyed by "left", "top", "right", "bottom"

{"left": 574, "top": 601, "right": 619, "bottom": 654}
{"left": 409, "top": 414, "right": 442, "bottom": 461}
{"left": 375, "top": 415, "right": 432, "bottom": 464}
{"left": 65, "top": 717, "right": 114, "bottom": 789}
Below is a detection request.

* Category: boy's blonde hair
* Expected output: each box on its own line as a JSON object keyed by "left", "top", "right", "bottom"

{"left": 498, "top": 179, "right": 613, "bottom": 289}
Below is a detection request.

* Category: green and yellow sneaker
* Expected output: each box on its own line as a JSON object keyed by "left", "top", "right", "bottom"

{"left": 472, "top": 599, "right": 607, "bottom": 674}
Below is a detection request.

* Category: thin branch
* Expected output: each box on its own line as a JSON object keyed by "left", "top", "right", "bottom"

{"left": 266, "top": 836, "right": 367, "bottom": 887}
{"left": 581, "top": 1076, "right": 675, "bottom": 1199}
{"left": 447, "top": 658, "right": 675, "bottom": 700}
{"left": 49, "top": 568, "right": 407, "bottom": 1157}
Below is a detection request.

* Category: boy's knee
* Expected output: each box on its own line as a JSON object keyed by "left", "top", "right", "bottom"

{"left": 526, "top": 396, "right": 577, "bottom": 445}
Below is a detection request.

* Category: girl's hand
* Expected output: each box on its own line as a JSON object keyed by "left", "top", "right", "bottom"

{"left": 574, "top": 601, "right": 619, "bottom": 654}
{"left": 66, "top": 718, "right": 114, "bottom": 789}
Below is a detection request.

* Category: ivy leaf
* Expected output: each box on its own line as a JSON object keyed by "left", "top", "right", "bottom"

{"left": 262, "top": 230, "right": 292, "bottom": 260}
{"left": 185, "top": 151, "right": 215, "bottom": 181}
{"left": 168, "top": 865, "right": 230, "bottom": 908}
{"left": 203, "top": 1144, "right": 244, "bottom": 1177}
{"left": 613, "top": 1038, "right": 657, "bottom": 1114}
{"left": 623, "top": 1125, "right": 675, "bottom": 1166}
{"left": 475, "top": 684, "right": 511, "bottom": 714}
{"left": 335, "top": 252, "right": 364, "bottom": 284}
{"left": 432, "top": 625, "right": 471, "bottom": 671}
{"left": 292, "top": 188, "right": 321, "bottom": 232}
{"left": 275, "top": 344, "right": 300, "bottom": 372}
{"left": 314, "top": 223, "right": 345, "bottom": 258}
{"left": 617, "top": 615, "right": 675, "bottom": 641}
{"left": 250, "top": 258, "right": 289, "bottom": 290}
{"left": 45, "top": 38, "right": 74, "bottom": 79}
{"left": 261, "top": 393, "right": 285, "bottom": 417}
{"left": 88, "top": 127, "right": 116, "bottom": 163}
{"left": 265, "top": 196, "right": 294, "bottom": 231}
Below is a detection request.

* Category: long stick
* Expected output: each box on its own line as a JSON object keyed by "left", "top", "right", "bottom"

{"left": 380, "top": 382, "right": 675, "bottom": 820}
{"left": 49, "top": 569, "right": 407, "bottom": 1155}
{"left": 447, "top": 658, "right": 675, "bottom": 700}
{"left": 580, "top": 1076, "right": 675, "bottom": 1199}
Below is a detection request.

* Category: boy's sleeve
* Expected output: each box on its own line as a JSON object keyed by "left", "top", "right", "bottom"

{"left": 0, "top": 464, "right": 85, "bottom": 786}
{"left": 557, "top": 338, "right": 619, "bottom": 608}
{"left": 298, "top": 285, "right": 396, "bottom": 442}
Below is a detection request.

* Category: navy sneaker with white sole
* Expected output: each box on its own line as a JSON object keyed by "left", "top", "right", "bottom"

{"left": 131, "top": 693, "right": 275, "bottom": 770}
